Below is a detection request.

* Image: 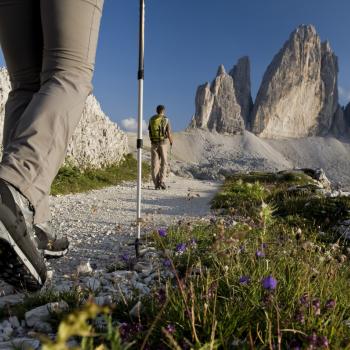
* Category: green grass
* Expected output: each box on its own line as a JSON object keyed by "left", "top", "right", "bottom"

{"left": 38, "top": 171, "right": 350, "bottom": 349}
{"left": 51, "top": 154, "right": 150, "bottom": 195}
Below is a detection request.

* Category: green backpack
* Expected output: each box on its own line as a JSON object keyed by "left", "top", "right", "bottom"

{"left": 149, "top": 115, "right": 168, "bottom": 142}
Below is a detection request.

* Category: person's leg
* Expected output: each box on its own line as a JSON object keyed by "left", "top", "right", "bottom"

{"left": 0, "top": 0, "right": 104, "bottom": 224}
{"left": 0, "top": 0, "right": 46, "bottom": 291}
{"left": 159, "top": 142, "right": 168, "bottom": 188}
{"left": 0, "top": 0, "right": 42, "bottom": 151}
{"left": 151, "top": 143, "right": 160, "bottom": 188}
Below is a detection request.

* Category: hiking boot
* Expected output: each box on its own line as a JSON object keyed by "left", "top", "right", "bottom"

{"left": 160, "top": 182, "right": 167, "bottom": 190}
{"left": 0, "top": 179, "right": 46, "bottom": 291}
{"left": 34, "top": 222, "right": 69, "bottom": 258}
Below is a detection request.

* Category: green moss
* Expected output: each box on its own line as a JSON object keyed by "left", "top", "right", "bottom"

{"left": 51, "top": 153, "right": 150, "bottom": 195}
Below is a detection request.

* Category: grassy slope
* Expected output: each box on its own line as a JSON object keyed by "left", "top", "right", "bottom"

{"left": 51, "top": 153, "right": 150, "bottom": 195}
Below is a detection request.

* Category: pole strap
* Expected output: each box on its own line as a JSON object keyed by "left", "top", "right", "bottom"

{"left": 137, "top": 139, "right": 143, "bottom": 149}
{"left": 138, "top": 69, "right": 144, "bottom": 80}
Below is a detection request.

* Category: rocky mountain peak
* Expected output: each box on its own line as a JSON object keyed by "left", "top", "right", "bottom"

{"left": 229, "top": 56, "right": 253, "bottom": 127}
{"left": 216, "top": 64, "right": 226, "bottom": 76}
{"left": 189, "top": 57, "right": 252, "bottom": 134}
{"left": 293, "top": 24, "right": 317, "bottom": 39}
{"left": 251, "top": 24, "right": 339, "bottom": 138}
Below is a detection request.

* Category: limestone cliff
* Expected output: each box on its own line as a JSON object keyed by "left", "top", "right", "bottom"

{"left": 251, "top": 25, "right": 339, "bottom": 138}
{"left": 189, "top": 57, "right": 253, "bottom": 134}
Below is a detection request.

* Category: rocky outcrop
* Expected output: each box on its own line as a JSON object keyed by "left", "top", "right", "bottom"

{"left": 189, "top": 57, "right": 252, "bottom": 134}
{"left": 330, "top": 105, "right": 347, "bottom": 137}
{"left": 229, "top": 56, "right": 253, "bottom": 127}
{"left": 189, "top": 83, "right": 214, "bottom": 129}
{"left": 251, "top": 25, "right": 339, "bottom": 138}
{"left": 0, "top": 68, "right": 128, "bottom": 168}
{"left": 65, "top": 95, "right": 128, "bottom": 168}
{"left": 319, "top": 41, "right": 339, "bottom": 134}
{"left": 207, "top": 65, "right": 244, "bottom": 134}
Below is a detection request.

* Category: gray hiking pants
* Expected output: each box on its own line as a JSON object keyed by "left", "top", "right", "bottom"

{"left": 0, "top": 0, "right": 104, "bottom": 223}
{"left": 151, "top": 141, "right": 168, "bottom": 187}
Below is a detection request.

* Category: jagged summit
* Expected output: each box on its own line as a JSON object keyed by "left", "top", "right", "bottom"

{"left": 189, "top": 56, "right": 252, "bottom": 134}
{"left": 216, "top": 64, "right": 226, "bottom": 76}
{"left": 190, "top": 24, "right": 344, "bottom": 139}
{"left": 251, "top": 24, "right": 339, "bottom": 138}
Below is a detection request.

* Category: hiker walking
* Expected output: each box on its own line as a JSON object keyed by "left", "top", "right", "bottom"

{"left": 148, "top": 105, "right": 173, "bottom": 190}
{"left": 0, "top": 0, "right": 104, "bottom": 291}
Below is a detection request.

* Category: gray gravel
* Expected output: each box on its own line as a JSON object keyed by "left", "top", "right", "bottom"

{"left": 47, "top": 174, "right": 218, "bottom": 284}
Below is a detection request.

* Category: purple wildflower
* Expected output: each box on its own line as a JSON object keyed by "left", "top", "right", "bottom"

{"left": 163, "top": 259, "right": 172, "bottom": 268}
{"left": 306, "top": 331, "right": 318, "bottom": 347}
{"left": 256, "top": 250, "right": 265, "bottom": 258}
{"left": 158, "top": 228, "right": 167, "bottom": 237}
{"left": 299, "top": 293, "right": 309, "bottom": 306}
{"left": 239, "top": 245, "right": 245, "bottom": 253}
{"left": 120, "top": 253, "right": 129, "bottom": 263}
{"left": 325, "top": 299, "right": 336, "bottom": 309}
{"left": 289, "top": 339, "right": 303, "bottom": 350}
{"left": 155, "top": 288, "right": 166, "bottom": 304}
{"left": 239, "top": 276, "right": 251, "bottom": 285}
{"left": 295, "top": 312, "right": 305, "bottom": 324}
{"left": 119, "top": 322, "right": 129, "bottom": 339}
{"left": 261, "top": 275, "right": 277, "bottom": 290}
{"left": 119, "top": 322, "right": 143, "bottom": 340}
{"left": 312, "top": 298, "right": 321, "bottom": 316}
{"left": 317, "top": 336, "right": 329, "bottom": 348}
{"left": 261, "top": 243, "right": 268, "bottom": 249}
{"left": 175, "top": 243, "right": 187, "bottom": 254}
{"left": 165, "top": 324, "right": 176, "bottom": 334}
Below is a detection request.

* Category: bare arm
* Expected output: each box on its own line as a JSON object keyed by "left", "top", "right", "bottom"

{"left": 166, "top": 120, "right": 173, "bottom": 145}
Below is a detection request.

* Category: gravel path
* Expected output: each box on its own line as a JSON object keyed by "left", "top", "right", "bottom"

{"left": 0, "top": 176, "right": 218, "bottom": 346}
{"left": 46, "top": 175, "right": 219, "bottom": 289}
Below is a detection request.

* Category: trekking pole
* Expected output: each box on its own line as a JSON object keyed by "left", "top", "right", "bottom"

{"left": 135, "top": 0, "right": 145, "bottom": 258}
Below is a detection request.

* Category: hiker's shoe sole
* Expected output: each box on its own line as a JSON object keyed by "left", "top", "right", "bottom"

{"left": 43, "top": 248, "right": 68, "bottom": 258}
{"left": 0, "top": 204, "right": 45, "bottom": 291}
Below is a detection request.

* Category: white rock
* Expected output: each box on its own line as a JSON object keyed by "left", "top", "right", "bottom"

{"left": 0, "top": 294, "right": 24, "bottom": 308}
{"left": 129, "top": 301, "right": 142, "bottom": 319}
{"left": 8, "top": 317, "right": 20, "bottom": 329}
{"left": 132, "top": 282, "right": 150, "bottom": 294}
{"left": 85, "top": 277, "right": 101, "bottom": 292}
{"left": 34, "top": 321, "right": 53, "bottom": 334}
{"left": 77, "top": 261, "right": 93, "bottom": 275}
{"left": 93, "top": 295, "right": 113, "bottom": 306}
{"left": 25, "top": 301, "right": 69, "bottom": 327}
{"left": 0, "top": 338, "right": 40, "bottom": 350}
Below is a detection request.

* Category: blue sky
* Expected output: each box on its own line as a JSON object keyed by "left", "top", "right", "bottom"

{"left": 1, "top": 0, "right": 350, "bottom": 131}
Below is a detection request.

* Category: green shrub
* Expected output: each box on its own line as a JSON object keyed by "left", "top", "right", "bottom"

{"left": 51, "top": 154, "right": 150, "bottom": 195}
